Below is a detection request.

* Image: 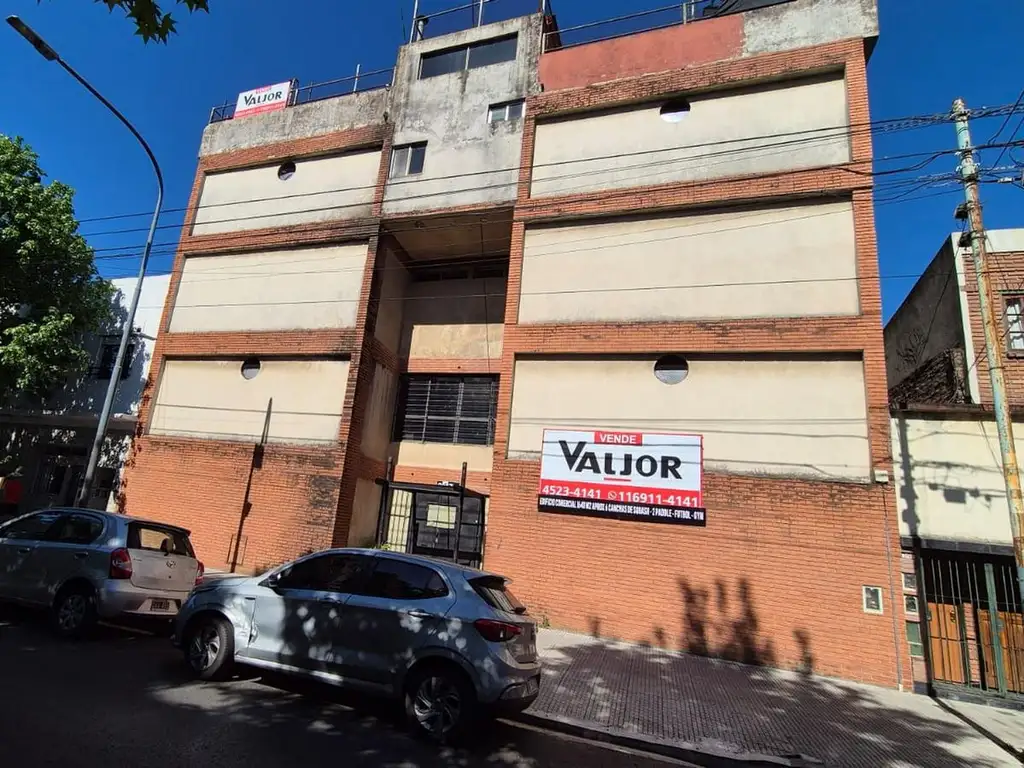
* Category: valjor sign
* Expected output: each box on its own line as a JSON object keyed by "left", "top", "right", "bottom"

{"left": 234, "top": 81, "right": 292, "bottom": 119}
{"left": 538, "top": 429, "right": 706, "bottom": 526}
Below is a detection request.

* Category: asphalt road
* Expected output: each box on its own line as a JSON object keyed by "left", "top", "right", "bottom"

{"left": 0, "top": 605, "right": 690, "bottom": 768}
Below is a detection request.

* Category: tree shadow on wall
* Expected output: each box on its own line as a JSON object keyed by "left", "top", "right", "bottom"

{"left": 535, "top": 576, "right": 1010, "bottom": 768}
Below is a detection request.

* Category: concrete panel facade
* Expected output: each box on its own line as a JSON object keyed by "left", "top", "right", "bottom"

{"left": 391, "top": 442, "right": 494, "bottom": 473}
{"left": 892, "top": 414, "right": 1019, "bottom": 547}
{"left": 360, "top": 363, "right": 399, "bottom": 461}
{"left": 373, "top": 248, "right": 409, "bottom": 354}
{"left": 401, "top": 278, "right": 506, "bottom": 359}
{"left": 149, "top": 359, "right": 349, "bottom": 444}
{"left": 742, "top": 0, "right": 879, "bottom": 57}
{"left": 508, "top": 356, "right": 871, "bottom": 481}
{"left": 531, "top": 74, "right": 849, "bottom": 198}
{"left": 519, "top": 201, "right": 858, "bottom": 324}
{"left": 383, "top": 15, "right": 543, "bottom": 215}
{"left": 192, "top": 149, "right": 381, "bottom": 235}
{"left": 200, "top": 88, "right": 389, "bottom": 156}
{"left": 169, "top": 245, "right": 368, "bottom": 333}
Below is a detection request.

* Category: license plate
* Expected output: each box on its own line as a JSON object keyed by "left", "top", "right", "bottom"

{"left": 150, "top": 599, "right": 171, "bottom": 611}
{"left": 523, "top": 677, "right": 539, "bottom": 696}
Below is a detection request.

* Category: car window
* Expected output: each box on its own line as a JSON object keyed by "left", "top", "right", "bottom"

{"left": 362, "top": 559, "right": 449, "bottom": 600}
{"left": 278, "top": 554, "right": 371, "bottom": 593}
{"left": 470, "top": 575, "right": 526, "bottom": 614}
{"left": 127, "top": 523, "right": 194, "bottom": 557}
{"left": 0, "top": 511, "right": 61, "bottom": 541}
{"left": 48, "top": 514, "right": 105, "bottom": 545}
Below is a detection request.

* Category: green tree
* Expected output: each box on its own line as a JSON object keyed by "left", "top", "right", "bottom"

{"left": 0, "top": 135, "right": 112, "bottom": 403}
{"left": 56, "top": 1, "right": 210, "bottom": 43}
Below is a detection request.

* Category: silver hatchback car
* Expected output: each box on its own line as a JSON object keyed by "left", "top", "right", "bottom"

{"left": 174, "top": 548, "right": 540, "bottom": 741}
{"left": 0, "top": 507, "right": 203, "bottom": 636}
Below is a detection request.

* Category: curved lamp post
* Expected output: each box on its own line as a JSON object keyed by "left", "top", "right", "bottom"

{"left": 7, "top": 16, "right": 164, "bottom": 507}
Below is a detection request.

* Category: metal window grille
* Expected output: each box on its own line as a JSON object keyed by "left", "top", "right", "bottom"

{"left": 394, "top": 375, "right": 498, "bottom": 446}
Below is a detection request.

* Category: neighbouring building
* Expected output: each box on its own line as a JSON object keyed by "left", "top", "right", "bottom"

{"left": 0, "top": 273, "right": 171, "bottom": 515}
{"left": 121, "top": 0, "right": 911, "bottom": 687}
{"left": 886, "top": 228, "right": 1024, "bottom": 700}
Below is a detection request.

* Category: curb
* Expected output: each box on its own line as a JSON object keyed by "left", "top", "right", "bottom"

{"left": 513, "top": 711, "right": 823, "bottom": 768}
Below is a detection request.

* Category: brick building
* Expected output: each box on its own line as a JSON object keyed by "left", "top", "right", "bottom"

{"left": 886, "top": 229, "right": 1024, "bottom": 699}
{"left": 121, "top": 0, "right": 911, "bottom": 687}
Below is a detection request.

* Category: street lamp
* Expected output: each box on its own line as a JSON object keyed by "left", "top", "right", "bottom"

{"left": 7, "top": 15, "right": 164, "bottom": 508}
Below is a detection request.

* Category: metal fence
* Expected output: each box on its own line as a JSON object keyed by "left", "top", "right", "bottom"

{"left": 920, "top": 550, "right": 1024, "bottom": 700}
{"left": 408, "top": 0, "right": 543, "bottom": 41}
{"left": 208, "top": 67, "right": 394, "bottom": 124}
{"left": 543, "top": 0, "right": 791, "bottom": 52}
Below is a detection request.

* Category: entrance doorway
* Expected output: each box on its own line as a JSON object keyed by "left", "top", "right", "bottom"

{"left": 920, "top": 549, "right": 1024, "bottom": 701}
{"left": 374, "top": 478, "right": 486, "bottom": 569}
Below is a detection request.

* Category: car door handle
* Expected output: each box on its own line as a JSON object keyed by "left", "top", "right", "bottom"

{"left": 407, "top": 609, "right": 436, "bottom": 619}
{"left": 16, "top": 547, "right": 31, "bottom": 555}
{"left": 73, "top": 552, "right": 89, "bottom": 560}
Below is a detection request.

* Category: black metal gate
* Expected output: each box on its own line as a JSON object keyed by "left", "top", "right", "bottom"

{"left": 373, "top": 471, "right": 486, "bottom": 569}
{"left": 919, "top": 549, "right": 1024, "bottom": 701}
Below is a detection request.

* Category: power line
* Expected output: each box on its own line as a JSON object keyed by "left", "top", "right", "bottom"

{"left": 76, "top": 108, "right": 956, "bottom": 228}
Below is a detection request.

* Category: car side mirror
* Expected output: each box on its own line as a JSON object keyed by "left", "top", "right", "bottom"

{"left": 263, "top": 572, "right": 282, "bottom": 589}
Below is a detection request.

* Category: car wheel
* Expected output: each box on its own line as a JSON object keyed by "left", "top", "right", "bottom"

{"left": 51, "top": 584, "right": 97, "bottom": 639}
{"left": 184, "top": 615, "right": 233, "bottom": 681}
{"left": 405, "top": 664, "right": 477, "bottom": 744}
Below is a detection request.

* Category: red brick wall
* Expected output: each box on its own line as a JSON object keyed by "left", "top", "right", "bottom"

{"left": 539, "top": 14, "right": 744, "bottom": 92}
{"left": 484, "top": 39, "right": 912, "bottom": 688}
{"left": 959, "top": 249, "right": 1024, "bottom": 407}
{"left": 120, "top": 124, "right": 392, "bottom": 571}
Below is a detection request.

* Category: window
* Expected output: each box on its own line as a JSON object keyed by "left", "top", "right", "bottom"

{"left": 904, "top": 594, "right": 920, "bottom": 614}
{"left": 488, "top": 99, "right": 524, "bottom": 124}
{"left": 96, "top": 341, "right": 135, "bottom": 380}
{"left": 1006, "top": 297, "right": 1024, "bottom": 352}
{"left": 390, "top": 143, "right": 426, "bottom": 178}
{"left": 471, "top": 576, "right": 526, "bottom": 615}
{"left": 127, "top": 523, "right": 194, "bottom": 557}
{"left": 48, "top": 514, "right": 104, "bottom": 545}
{"left": 862, "top": 585, "right": 883, "bottom": 614}
{"left": 906, "top": 621, "right": 924, "bottom": 658}
{"left": 426, "top": 503, "right": 457, "bottom": 529}
{"left": 277, "top": 161, "right": 296, "bottom": 181}
{"left": 394, "top": 375, "right": 498, "bottom": 445}
{"left": 902, "top": 572, "right": 917, "bottom": 591}
{"left": 278, "top": 553, "right": 372, "bottom": 593}
{"left": 240, "top": 358, "right": 261, "bottom": 380}
{"left": 362, "top": 558, "right": 448, "bottom": 600}
{"left": 660, "top": 98, "right": 691, "bottom": 123}
{"left": 419, "top": 35, "right": 518, "bottom": 79}
{"left": 654, "top": 355, "right": 689, "bottom": 385}
{"left": 0, "top": 511, "right": 60, "bottom": 541}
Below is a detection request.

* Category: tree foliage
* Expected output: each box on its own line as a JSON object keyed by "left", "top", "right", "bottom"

{"left": 0, "top": 135, "right": 112, "bottom": 403}
{"left": 61, "top": 1, "right": 210, "bottom": 43}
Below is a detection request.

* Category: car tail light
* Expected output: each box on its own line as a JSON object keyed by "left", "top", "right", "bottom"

{"left": 474, "top": 618, "right": 523, "bottom": 643}
{"left": 109, "top": 548, "right": 133, "bottom": 579}
{"left": 195, "top": 561, "right": 205, "bottom": 586}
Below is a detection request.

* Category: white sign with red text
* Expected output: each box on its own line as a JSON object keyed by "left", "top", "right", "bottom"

{"left": 538, "top": 429, "right": 705, "bottom": 526}
{"left": 234, "top": 81, "right": 292, "bottom": 119}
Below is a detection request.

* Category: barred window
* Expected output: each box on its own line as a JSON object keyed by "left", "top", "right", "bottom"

{"left": 394, "top": 375, "right": 498, "bottom": 446}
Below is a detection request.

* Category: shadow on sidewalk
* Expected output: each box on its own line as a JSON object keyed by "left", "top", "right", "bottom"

{"left": 531, "top": 576, "right": 1017, "bottom": 768}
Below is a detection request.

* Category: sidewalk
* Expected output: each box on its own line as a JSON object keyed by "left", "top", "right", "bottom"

{"left": 525, "top": 629, "right": 1024, "bottom": 768}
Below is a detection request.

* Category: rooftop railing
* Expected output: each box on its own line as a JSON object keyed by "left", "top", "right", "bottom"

{"left": 542, "top": 0, "right": 794, "bottom": 52}
{"left": 208, "top": 66, "right": 394, "bottom": 124}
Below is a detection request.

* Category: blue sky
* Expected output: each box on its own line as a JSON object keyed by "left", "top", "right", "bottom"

{"left": 2, "top": 0, "right": 1022, "bottom": 320}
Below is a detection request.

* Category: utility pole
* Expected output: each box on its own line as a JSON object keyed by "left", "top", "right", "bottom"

{"left": 953, "top": 98, "right": 1024, "bottom": 601}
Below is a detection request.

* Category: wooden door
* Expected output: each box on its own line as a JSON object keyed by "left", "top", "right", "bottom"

{"left": 927, "top": 602, "right": 967, "bottom": 684}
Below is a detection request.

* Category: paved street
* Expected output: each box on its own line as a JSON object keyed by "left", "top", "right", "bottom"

{"left": 0, "top": 606, "right": 690, "bottom": 768}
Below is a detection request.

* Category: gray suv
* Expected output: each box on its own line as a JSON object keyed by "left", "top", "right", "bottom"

{"left": 0, "top": 508, "right": 203, "bottom": 636}
{"left": 174, "top": 549, "right": 540, "bottom": 742}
